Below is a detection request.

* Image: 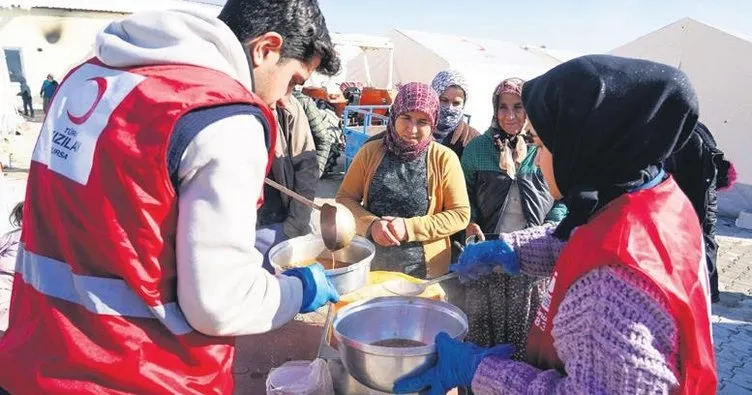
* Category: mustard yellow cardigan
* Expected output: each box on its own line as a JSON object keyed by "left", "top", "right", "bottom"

{"left": 336, "top": 140, "right": 471, "bottom": 278}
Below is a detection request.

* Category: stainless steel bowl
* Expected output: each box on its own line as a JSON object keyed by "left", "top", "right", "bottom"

{"left": 269, "top": 234, "right": 375, "bottom": 295}
{"left": 332, "top": 297, "right": 468, "bottom": 393}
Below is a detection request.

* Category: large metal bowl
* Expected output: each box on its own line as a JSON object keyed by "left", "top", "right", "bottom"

{"left": 269, "top": 234, "right": 375, "bottom": 295}
{"left": 332, "top": 297, "right": 468, "bottom": 393}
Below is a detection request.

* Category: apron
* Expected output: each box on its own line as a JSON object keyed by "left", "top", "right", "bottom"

{"left": 367, "top": 151, "right": 429, "bottom": 278}
{"left": 525, "top": 177, "right": 716, "bottom": 394}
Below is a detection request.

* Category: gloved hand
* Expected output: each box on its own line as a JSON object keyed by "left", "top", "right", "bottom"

{"left": 393, "top": 332, "right": 514, "bottom": 394}
{"left": 449, "top": 239, "right": 519, "bottom": 282}
{"left": 283, "top": 263, "right": 340, "bottom": 313}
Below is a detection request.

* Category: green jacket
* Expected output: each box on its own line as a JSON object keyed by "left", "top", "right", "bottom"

{"left": 292, "top": 91, "right": 340, "bottom": 174}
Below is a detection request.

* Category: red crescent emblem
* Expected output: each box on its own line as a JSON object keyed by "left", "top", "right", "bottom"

{"left": 67, "top": 77, "right": 107, "bottom": 125}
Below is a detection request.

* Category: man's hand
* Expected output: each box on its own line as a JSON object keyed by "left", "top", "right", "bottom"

{"left": 283, "top": 263, "right": 339, "bottom": 313}
{"left": 370, "top": 219, "right": 401, "bottom": 247}
{"left": 383, "top": 216, "right": 408, "bottom": 242}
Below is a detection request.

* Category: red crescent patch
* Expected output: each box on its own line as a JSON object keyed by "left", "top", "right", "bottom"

{"left": 67, "top": 77, "right": 107, "bottom": 125}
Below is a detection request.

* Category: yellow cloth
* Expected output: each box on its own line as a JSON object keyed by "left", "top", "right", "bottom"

{"left": 336, "top": 140, "right": 470, "bottom": 277}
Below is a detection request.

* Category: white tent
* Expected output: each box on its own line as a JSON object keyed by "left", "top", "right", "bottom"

{"left": 383, "top": 29, "right": 574, "bottom": 129}
{"left": 610, "top": 17, "right": 752, "bottom": 215}
{"left": 305, "top": 33, "right": 394, "bottom": 91}
{"left": 0, "top": 50, "right": 22, "bottom": 138}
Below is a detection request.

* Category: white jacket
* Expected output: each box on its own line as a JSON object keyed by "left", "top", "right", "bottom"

{"left": 94, "top": 10, "right": 303, "bottom": 336}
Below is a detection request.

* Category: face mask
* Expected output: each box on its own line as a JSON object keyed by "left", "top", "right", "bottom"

{"left": 436, "top": 105, "right": 464, "bottom": 131}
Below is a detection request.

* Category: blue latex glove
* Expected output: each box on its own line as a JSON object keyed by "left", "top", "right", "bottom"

{"left": 449, "top": 239, "right": 519, "bottom": 282}
{"left": 283, "top": 263, "right": 340, "bottom": 313}
{"left": 393, "top": 332, "right": 515, "bottom": 394}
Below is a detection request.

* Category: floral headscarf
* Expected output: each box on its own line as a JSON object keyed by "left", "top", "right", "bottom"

{"left": 490, "top": 78, "right": 528, "bottom": 178}
{"left": 430, "top": 70, "right": 469, "bottom": 142}
{"left": 384, "top": 82, "right": 440, "bottom": 162}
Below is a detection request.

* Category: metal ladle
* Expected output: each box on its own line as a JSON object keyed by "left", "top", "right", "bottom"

{"left": 382, "top": 241, "right": 465, "bottom": 296}
{"left": 264, "top": 178, "right": 356, "bottom": 251}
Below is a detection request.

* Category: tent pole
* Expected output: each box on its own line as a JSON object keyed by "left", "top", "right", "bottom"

{"left": 362, "top": 48, "right": 372, "bottom": 87}
{"left": 387, "top": 48, "right": 394, "bottom": 90}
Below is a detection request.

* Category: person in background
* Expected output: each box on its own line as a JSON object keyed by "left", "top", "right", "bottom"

{"left": 665, "top": 121, "right": 736, "bottom": 303}
{"left": 0, "top": 202, "right": 21, "bottom": 338}
{"left": 17, "top": 77, "right": 33, "bottom": 118}
{"left": 336, "top": 82, "right": 470, "bottom": 279}
{"left": 0, "top": 1, "right": 341, "bottom": 393}
{"left": 292, "top": 89, "right": 341, "bottom": 176}
{"left": 40, "top": 74, "right": 58, "bottom": 114}
{"left": 256, "top": 92, "right": 320, "bottom": 272}
{"left": 459, "top": 78, "right": 566, "bottom": 357}
{"left": 429, "top": 70, "right": 480, "bottom": 315}
{"left": 395, "top": 54, "right": 716, "bottom": 395}
{"left": 430, "top": 69, "right": 480, "bottom": 158}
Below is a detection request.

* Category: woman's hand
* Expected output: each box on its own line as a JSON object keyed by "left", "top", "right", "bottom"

{"left": 370, "top": 220, "right": 401, "bottom": 247}
{"left": 382, "top": 216, "right": 408, "bottom": 242}
{"left": 465, "top": 223, "right": 485, "bottom": 241}
{"left": 450, "top": 239, "right": 520, "bottom": 281}
{"left": 393, "top": 332, "right": 514, "bottom": 394}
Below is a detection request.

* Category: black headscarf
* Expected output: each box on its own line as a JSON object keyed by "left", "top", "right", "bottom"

{"left": 521, "top": 55, "right": 699, "bottom": 240}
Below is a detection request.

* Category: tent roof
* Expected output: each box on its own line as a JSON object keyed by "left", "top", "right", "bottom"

{"left": 609, "top": 17, "right": 752, "bottom": 189}
{"left": 522, "top": 46, "right": 583, "bottom": 64}
{"left": 331, "top": 33, "right": 393, "bottom": 50}
{"left": 381, "top": 29, "right": 582, "bottom": 128}
{"left": 0, "top": 0, "right": 221, "bottom": 15}
{"left": 611, "top": 17, "right": 751, "bottom": 56}
{"left": 391, "top": 29, "right": 556, "bottom": 71}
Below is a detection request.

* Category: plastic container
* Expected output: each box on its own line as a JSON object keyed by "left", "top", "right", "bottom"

{"left": 266, "top": 359, "right": 333, "bottom": 395}
{"left": 342, "top": 105, "right": 389, "bottom": 171}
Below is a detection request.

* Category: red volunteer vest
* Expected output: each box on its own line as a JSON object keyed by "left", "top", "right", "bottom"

{"left": 525, "top": 177, "right": 717, "bottom": 394}
{"left": 0, "top": 59, "right": 277, "bottom": 394}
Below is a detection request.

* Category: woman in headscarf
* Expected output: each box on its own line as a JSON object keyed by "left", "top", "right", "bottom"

{"left": 430, "top": 69, "right": 480, "bottom": 158}
{"left": 394, "top": 55, "right": 716, "bottom": 395}
{"left": 336, "top": 82, "right": 470, "bottom": 279}
{"left": 459, "top": 78, "right": 566, "bottom": 355}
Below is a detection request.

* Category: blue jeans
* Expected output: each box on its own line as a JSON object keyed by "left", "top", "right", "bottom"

{"left": 255, "top": 223, "right": 289, "bottom": 274}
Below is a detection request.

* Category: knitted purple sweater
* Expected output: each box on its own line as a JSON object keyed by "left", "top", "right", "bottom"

{"left": 471, "top": 225, "right": 680, "bottom": 394}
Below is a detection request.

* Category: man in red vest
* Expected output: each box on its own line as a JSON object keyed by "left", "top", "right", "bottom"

{"left": 0, "top": 1, "right": 340, "bottom": 393}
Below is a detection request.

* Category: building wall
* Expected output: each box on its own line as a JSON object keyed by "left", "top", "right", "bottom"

{"left": 0, "top": 8, "right": 123, "bottom": 110}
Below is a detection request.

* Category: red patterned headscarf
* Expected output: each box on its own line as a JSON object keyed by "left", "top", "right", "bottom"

{"left": 384, "top": 82, "right": 440, "bottom": 162}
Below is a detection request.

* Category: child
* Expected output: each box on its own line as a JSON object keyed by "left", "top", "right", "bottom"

{"left": 0, "top": 202, "right": 22, "bottom": 336}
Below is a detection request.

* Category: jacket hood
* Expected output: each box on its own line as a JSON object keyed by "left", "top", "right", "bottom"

{"left": 95, "top": 9, "right": 253, "bottom": 92}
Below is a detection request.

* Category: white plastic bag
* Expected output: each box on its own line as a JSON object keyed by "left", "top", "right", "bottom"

{"left": 266, "top": 359, "right": 333, "bottom": 395}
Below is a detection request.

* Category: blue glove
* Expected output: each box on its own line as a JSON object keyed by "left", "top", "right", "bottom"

{"left": 393, "top": 332, "right": 514, "bottom": 394}
{"left": 449, "top": 239, "right": 519, "bottom": 282}
{"left": 283, "top": 263, "right": 340, "bottom": 313}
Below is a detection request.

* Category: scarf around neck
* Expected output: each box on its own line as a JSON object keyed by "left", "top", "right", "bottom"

{"left": 490, "top": 78, "right": 527, "bottom": 178}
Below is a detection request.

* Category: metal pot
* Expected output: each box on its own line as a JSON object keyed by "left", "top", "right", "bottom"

{"left": 269, "top": 234, "right": 375, "bottom": 295}
{"left": 332, "top": 297, "right": 468, "bottom": 393}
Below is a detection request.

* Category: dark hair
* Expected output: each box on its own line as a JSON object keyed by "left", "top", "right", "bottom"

{"left": 9, "top": 202, "right": 22, "bottom": 228}
{"left": 218, "top": 0, "right": 341, "bottom": 76}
